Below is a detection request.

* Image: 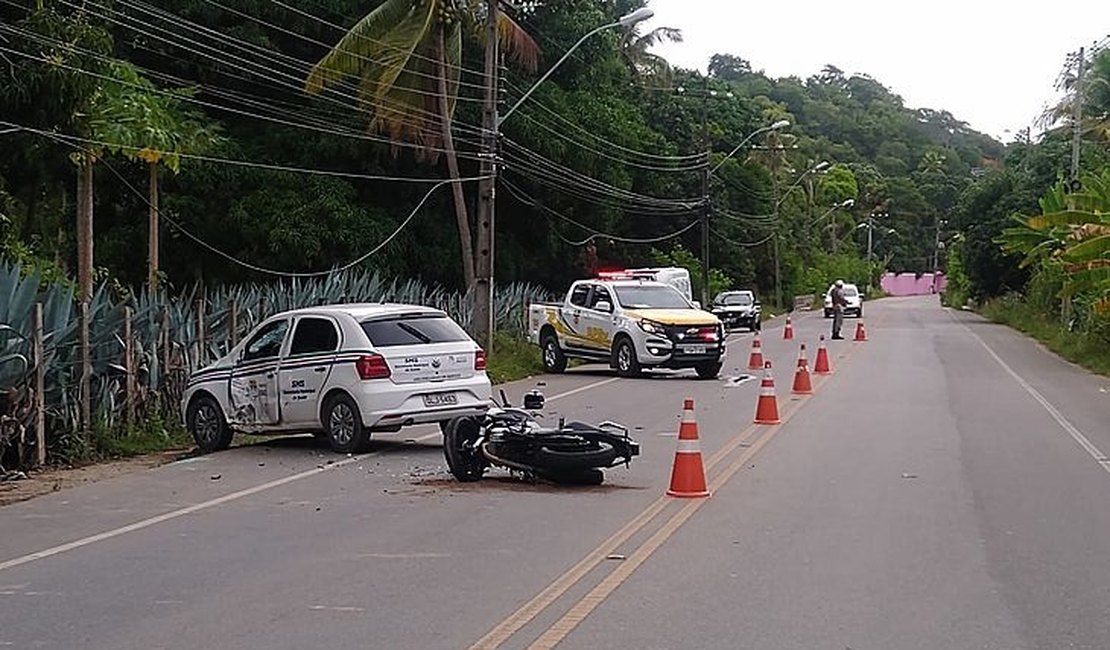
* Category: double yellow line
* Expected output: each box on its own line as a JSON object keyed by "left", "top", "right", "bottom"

{"left": 470, "top": 319, "right": 880, "bottom": 649}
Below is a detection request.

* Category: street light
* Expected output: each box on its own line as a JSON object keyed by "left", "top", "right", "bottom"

{"left": 709, "top": 119, "right": 791, "bottom": 175}
{"left": 473, "top": 6, "right": 654, "bottom": 350}
{"left": 772, "top": 160, "right": 830, "bottom": 308}
{"left": 499, "top": 8, "right": 654, "bottom": 125}
{"left": 811, "top": 198, "right": 854, "bottom": 254}
{"left": 699, "top": 118, "right": 791, "bottom": 305}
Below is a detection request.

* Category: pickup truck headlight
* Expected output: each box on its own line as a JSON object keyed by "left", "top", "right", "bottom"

{"left": 638, "top": 320, "right": 664, "bottom": 335}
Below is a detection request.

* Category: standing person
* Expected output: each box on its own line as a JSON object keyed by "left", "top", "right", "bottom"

{"left": 830, "top": 279, "right": 848, "bottom": 339}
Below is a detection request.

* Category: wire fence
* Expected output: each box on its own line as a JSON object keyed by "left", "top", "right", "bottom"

{"left": 0, "top": 260, "right": 549, "bottom": 473}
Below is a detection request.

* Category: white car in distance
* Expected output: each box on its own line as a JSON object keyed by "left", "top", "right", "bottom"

{"left": 182, "top": 304, "right": 492, "bottom": 454}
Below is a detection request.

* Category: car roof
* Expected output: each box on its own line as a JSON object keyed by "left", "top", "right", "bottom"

{"left": 719, "top": 290, "right": 754, "bottom": 296}
{"left": 594, "top": 279, "right": 674, "bottom": 289}
{"left": 269, "top": 303, "right": 448, "bottom": 321}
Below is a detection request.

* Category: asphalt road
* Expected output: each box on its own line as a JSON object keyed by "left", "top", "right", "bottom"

{"left": 2, "top": 296, "right": 1108, "bottom": 649}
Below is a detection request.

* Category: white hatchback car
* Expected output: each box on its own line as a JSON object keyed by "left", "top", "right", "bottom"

{"left": 823, "top": 283, "right": 863, "bottom": 318}
{"left": 182, "top": 304, "right": 492, "bottom": 454}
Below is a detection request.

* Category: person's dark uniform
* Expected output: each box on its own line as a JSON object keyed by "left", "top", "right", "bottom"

{"left": 831, "top": 281, "right": 848, "bottom": 339}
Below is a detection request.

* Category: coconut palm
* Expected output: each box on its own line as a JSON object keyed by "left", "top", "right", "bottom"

{"left": 305, "top": 0, "right": 538, "bottom": 290}
{"left": 619, "top": 24, "right": 682, "bottom": 86}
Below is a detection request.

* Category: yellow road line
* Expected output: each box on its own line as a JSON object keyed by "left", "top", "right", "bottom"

{"left": 471, "top": 314, "right": 885, "bottom": 649}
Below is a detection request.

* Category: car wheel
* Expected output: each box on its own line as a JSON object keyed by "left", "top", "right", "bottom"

{"left": 187, "top": 394, "right": 233, "bottom": 453}
{"left": 443, "top": 416, "right": 487, "bottom": 482}
{"left": 613, "top": 338, "right": 641, "bottom": 378}
{"left": 541, "top": 334, "right": 567, "bottom": 374}
{"left": 323, "top": 393, "right": 371, "bottom": 454}
{"left": 753, "top": 319, "right": 762, "bottom": 332}
{"left": 858, "top": 307, "right": 864, "bottom": 318}
{"left": 824, "top": 309, "right": 833, "bottom": 318}
{"left": 695, "top": 361, "right": 722, "bottom": 380}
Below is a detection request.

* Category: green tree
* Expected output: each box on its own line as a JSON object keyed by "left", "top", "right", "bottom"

{"left": 305, "top": 0, "right": 538, "bottom": 290}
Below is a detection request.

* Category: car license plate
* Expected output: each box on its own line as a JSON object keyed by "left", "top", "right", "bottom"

{"left": 680, "top": 344, "right": 707, "bottom": 354}
{"left": 423, "top": 393, "right": 458, "bottom": 407}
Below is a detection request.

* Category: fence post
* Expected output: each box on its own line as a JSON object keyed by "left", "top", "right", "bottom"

{"left": 229, "top": 298, "right": 239, "bottom": 348}
{"left": 124, "top": 306, "right": 135, "bottom": 427}
{"left": 33, "top": 303, "right": 45, "bottom": 467}
{"left": 78, "top": 300, "right": 91, "bottom": 437}
{"left": 196, "top": 298, "right": 206, "bottom": 364}
{"left": 161, "top": 307, "right": 170, "bottom": 389}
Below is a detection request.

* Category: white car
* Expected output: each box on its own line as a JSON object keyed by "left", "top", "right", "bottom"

{"left": 182, "top": 304, "right": 492, "bottom": 454}
{"left": 823, "top": 283, "right": 863, "bottom": 318}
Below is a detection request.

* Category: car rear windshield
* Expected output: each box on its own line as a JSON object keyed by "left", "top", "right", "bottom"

{"left": 719, "top": 293, "right": 753, "bottom": 306}
{"left": 361, "top": 316, "right": 470, "bottom": 347}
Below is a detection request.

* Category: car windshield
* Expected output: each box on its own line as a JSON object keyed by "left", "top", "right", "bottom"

{"left": 718, "top": 293, "right": 753, "bottom": 306}
{"left": 844, "top": 286, "right": 859, "bottom": 297}
{"left": 614, "top": 285, "right": 691, "bottom": 310}
{"left": 361, "top": 316, "right": 470, "bottom": 347}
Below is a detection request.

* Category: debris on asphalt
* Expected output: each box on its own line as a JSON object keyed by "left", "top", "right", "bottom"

{"left": 901, "top": 472, "right": 918, "bottom": 479}
{"left": 210, "top": 474, "right": 221, "bottom": 481}
{"left": 606, "top": 554, "right": 626, "bottom": 561}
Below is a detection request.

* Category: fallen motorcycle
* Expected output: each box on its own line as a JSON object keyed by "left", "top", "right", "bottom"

{"left": 442, "top": 390, "right": 639, "bottom": 485}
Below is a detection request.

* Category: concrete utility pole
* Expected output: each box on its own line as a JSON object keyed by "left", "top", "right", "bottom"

{"left": 700, "top": 74, "right": 711, "bottom": 307}
{"left": 473, "top": 0, "right": 500, "bottom": 351}
{"left": 1070, "top": 46, "right": 1085, "bottom": 187}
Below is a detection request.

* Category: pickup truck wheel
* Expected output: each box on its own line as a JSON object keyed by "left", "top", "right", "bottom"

{"left": 323, "top": 394, "right": 371, "bottom": 454}
{"left": 752, "top": 318, "right": 761, "bottom": 332}
{"left": 695, "top": 361, "right": 723, "bottom": 380}
{"left": 541, "top": 335, "right": 567, "bottom": 373}
{"left": 187, "top": 395, "right": 233, "bottom": 453}
{"left": 614, "top": 339, "right": 641, "bottom": 378}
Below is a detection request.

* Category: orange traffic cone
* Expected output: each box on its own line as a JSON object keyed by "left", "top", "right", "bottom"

{"left": 854, "top": 320, "right": 868, "bottom": 341}
{"left": 814, "top": 335, "right": 832, "bottom": 375}
{"left": 792, "top": 343, "right": 813, "bottom": 395}
{"left": 783, "top": 316, "right": 794, "bottom": 340}
{"left": 667, "top": 398, "right": 710, "bottom": 498}
{"left": 754, "top": 361, "right": 782, "bottom": 425}
{"left": 747, "top": 336, "right": 765, "bottom": 370}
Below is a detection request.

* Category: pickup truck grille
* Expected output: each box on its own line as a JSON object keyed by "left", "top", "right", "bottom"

{"left": 663, "top": 324, "right": 722, "bottom": 343}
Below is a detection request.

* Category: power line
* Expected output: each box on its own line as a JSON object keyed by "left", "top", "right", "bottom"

{"left": 20, "top": 126, "right": 489, "bottom": 278}
{"left": 501, "top": 178, "right": 698, "bottom": 245}
{"left": 710, "top": 227, "right": 774, "bottom": 248}
{"left": 1, "top": 121, "right": 481, "bottom": 184}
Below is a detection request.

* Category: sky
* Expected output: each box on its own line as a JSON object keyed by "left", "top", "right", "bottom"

{"left": 646, "top": 0, "right": 1108, "bottom": 142}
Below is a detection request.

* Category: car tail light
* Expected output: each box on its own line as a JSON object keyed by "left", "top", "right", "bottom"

{"left": 475, "top": 349, "right": 487, "bottom": 371}
{"left": 356, "top": 354, "right": 391, "bottom": 380}
{"left": 698, "top": 327, "right": 719, "bottom": 342}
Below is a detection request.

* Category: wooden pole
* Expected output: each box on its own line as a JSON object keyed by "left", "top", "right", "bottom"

{"left": 78, "top": 301, "right": 91, "bottom": 436}
{"left": 229, "top": 298, "right": 239, "bottom": 347}
{"left": 34, "top": 303, "right": 45, "bottom": 467}
{"left": 161, "top": 307, "right": 170, "bottom": 389}
{"left": 196, "top": 299, "right": 206, "bottom": 364}
{"left": 124, "top": 306, "right": 135, "bottom": 427}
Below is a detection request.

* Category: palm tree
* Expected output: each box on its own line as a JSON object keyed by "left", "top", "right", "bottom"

{"left": 619, "top": 24, "right": 681, "bottom": 86}
{"left": 306, "top": 0, "right": 538, "bottom": 290}
{"left": 1038, "top": 47, "right": 1110, "bottom": 144}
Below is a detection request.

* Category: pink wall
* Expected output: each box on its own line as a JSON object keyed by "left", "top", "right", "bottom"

{"left": 881, "top": 272, "right": 947, "bottom": 296}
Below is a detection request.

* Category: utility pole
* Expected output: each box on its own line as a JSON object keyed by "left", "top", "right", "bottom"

{"left": 473, "top": 0, "right": 500, "bottom": 351}
{"left": 1070, "top": 46, "right": 1085, "bottom": 186}
{"left": 866, "top": 212, "right": 874, "bottom": 263}
{"left": 700, "top": 74, "right": 711, "bottom": 307}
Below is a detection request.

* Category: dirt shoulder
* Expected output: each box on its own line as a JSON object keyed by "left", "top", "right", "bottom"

{"left": 0, "top": 449, "right": 192, "bottom": 507}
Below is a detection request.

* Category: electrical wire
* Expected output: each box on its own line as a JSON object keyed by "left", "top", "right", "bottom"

{"left": 504, "top": 164, "right": 697, "bottom": 216}
{"left": 710, "top": 227, "right": 774, "bottom": 248}
{"left": 0, "top": 42, "right": 487, "bottom": 161}
{"left": 500, "top": 178, "right": 699, "bottom": 245}
{"left": 0, "top": 121, "right": 479, "bottom": 184}
{"left": 19, "top": 126, "right": 491, "bottom": 278}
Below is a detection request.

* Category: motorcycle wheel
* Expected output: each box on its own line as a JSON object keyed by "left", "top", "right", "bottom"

{"left": 443, "top": 416, "right": 487, "bottom": 482}
{"left": 535, "top": 441, "right": 618, "bottom": 471}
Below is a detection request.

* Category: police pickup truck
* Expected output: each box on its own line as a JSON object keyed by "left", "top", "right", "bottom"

{"left": 528, "top": 275, "right": 725, "bottom": 379}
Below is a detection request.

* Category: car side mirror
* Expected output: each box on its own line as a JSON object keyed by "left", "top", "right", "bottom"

{"left": 595, "top": 300, "right": 613, "bottom": 313}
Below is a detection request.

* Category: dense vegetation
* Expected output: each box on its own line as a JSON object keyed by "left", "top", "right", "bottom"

{"left": 1, "top": 0, "right": 1005, "bottom": 305}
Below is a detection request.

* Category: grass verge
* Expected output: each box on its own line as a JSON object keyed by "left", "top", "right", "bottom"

{"left": 979, "top": 299, "right": 1110, "bottom": 376}
{"left": 487, "top": 331, "right": 544, "bottom": 385}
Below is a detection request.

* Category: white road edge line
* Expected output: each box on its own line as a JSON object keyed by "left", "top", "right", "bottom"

{"left": 962, "top": 319, "right": 1110, "bottom": 477}
{"left": 0, "top": 378, "right": 618, "bottom": 573}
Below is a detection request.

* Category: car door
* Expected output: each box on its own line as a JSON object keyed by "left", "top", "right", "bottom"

{"left": 580, "top": 285, "right": 616, "bottom": 352}
{"left": 227, "top": 318, "right": 289, "bottom": 430}
{"left": 279, "top": 316, "right": 341, "bottom": 427}
{"left": 562, "top": 283, "right": 597, "bottom": 353}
